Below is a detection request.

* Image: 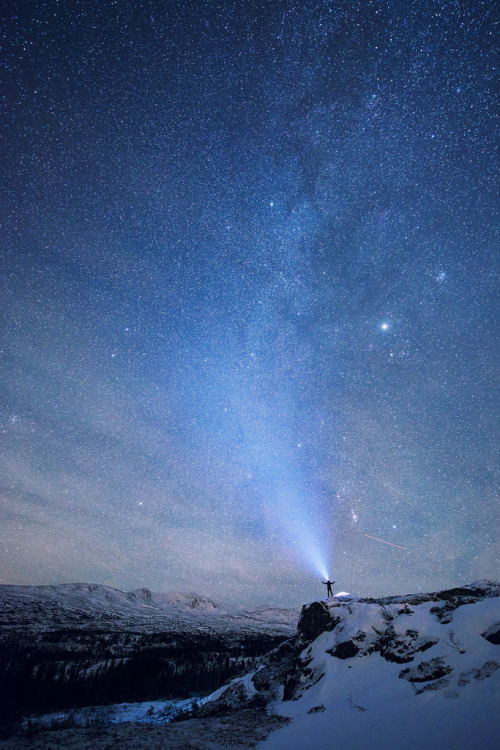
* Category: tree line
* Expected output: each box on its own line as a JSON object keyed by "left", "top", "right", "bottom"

{"left": 0, "top": 629, "right": 285, "bottom": 731}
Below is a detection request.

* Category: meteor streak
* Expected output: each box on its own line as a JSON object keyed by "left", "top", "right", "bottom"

{"left": 364, "top": 534, "right": 407, "bottom": 550}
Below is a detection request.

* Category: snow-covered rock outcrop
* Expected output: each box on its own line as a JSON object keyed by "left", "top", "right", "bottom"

{"left": 201, "top": 580, "right": 500, "bottom": 749}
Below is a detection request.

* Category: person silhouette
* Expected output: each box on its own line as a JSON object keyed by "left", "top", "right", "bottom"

{"left": 322, "top": 580, "right": 335, "bottom": 597}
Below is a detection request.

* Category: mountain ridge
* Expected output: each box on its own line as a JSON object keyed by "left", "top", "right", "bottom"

{"left": 0, "top": 582, "right": 299, "bottom": 635}
{"left": 0, "top": 582, "right": 298, "bottom": 725}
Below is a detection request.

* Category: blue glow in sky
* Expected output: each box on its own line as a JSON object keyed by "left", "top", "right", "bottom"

{"left": 1, "top": 0, "right": 498, "bottom": 606}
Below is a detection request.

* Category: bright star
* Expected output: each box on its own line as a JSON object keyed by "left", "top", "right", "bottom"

{"left": 381, "top": 322, "right": 389, "bottom": 330}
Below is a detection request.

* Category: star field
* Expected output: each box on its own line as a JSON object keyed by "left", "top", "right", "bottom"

{"left": 1, "top": 0, "right": 498, "bottom": 606}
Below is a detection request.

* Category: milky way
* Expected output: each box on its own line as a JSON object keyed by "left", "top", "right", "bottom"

{"left": 1, "top": 0, "right": 498, "bottom": 605}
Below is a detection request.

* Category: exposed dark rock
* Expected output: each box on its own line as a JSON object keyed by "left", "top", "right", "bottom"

{"left": 197, "top": 680, "right": 250, "bottom": 717}
{"left": 297, "top": 602, "right": 341, "bottom": 643}
{"left": 399, "top": 657, "right": 453, "bottom": 683}
{"left": 308, "top": 704, "right": 326, "bottom": 713}
{"left": 327, "top": 640, "right": 360, "bottom": 659}
{"left": 251, "top": 639, "right": 295, "bottom": 699}
{"left": 361, "top": 581, "right": 500, "bottom": 610}
{"left": 430, "top": 605, "right": 449, "bottom": 622}
{"left": 397, "top": 595, "right": 434, "bottom": 606}
{"left": 435, "top": 587, "right": 486, "bottom": 601}
{"left": 283, "top": 666, "right": 326, "bottom": 701}
{"left": 458, "top": 660, "right": 499, "bottom": 686}
{"left": 472, "top": 661, "right": 499, "bottom": 681}
{"left": 197, "top": 641, "right": 296, "bottom": 718}
{"left": 126, "top": 588, "right": 153, "bottom": 603}
{"left": 431, "top": 595, "right": 481, "bottom": 624}
{"left": 482, "top": 623, "right": 500, "bottom": 645}
{"left": 458, "top": 671, "right": 471, "bottom": 687}
{"left": 398, "top": 605, "right": 414, "bottom": 615}
{"left": 412, "top": 676, "right": 451, "bottom": 694}
{"left": 378, "top": 627, "right": 438, "bottom": 664}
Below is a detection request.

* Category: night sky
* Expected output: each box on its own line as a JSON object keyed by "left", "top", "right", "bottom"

{"left": 1, "top": 0, "right": 498, "bottom": 607}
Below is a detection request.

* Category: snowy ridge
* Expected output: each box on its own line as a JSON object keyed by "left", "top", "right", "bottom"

{"left": 200, "top": 580, "right": 500, "bottom": 750}
{"left": 0, "top": 583, "right": 298, "bottom": 636}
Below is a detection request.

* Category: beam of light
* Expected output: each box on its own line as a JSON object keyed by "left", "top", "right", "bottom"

{"left": 230, "top": 382, "right": 331, "bottom": 582}
{"left": 364, "top": 534, "right": 407, "bottom": 550}
{"left": 271, "top": 479, "right": 330, "bottom": 581}
{"left": 227, "top": 260, "right": 333, "bottom": 583}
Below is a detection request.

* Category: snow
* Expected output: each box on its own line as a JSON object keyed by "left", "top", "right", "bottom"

{"left": 0, "top": 582, "right": 299, "bottom": 636}
{"left": 257, "top": 596, "right": 500, "bottom": 750}
{"left": 23, "top": 697, "right": 198, "bottom": 730}
{"left": 261, "top": 688, "right": 498, "bottom": 750}
{"left": 2, "top": 581, "right": 499, "bottom": 749}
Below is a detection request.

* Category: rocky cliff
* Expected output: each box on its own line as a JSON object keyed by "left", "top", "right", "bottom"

{"left": 200, "top": 580, "right": 500, "bottom": 749}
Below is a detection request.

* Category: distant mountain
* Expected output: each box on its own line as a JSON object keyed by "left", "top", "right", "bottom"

{"left": 0, "top": 583, "right": 298, "bottom": 636}
{"left": 200, "top": 580, "right": 500, "bottom": 750}
{"left": 0, "top": 583, "right": 299, "bottom": 724}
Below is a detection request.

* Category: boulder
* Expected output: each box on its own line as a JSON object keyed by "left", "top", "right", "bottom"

{"left": 297, "top": 601, "right": 341, "bottom": 642}
{"left": 481, "top": 623, "right": 500, "bottom": 645}
{"left": 399, "top": 657, "right": 453, "bottom": 683}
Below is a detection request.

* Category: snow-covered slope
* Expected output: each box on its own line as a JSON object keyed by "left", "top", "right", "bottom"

{"left": 201, "top": 581, "right": 500, "bottom": 750}
{"left": 0, "top": 582, "right": 298, "bottom": 636}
